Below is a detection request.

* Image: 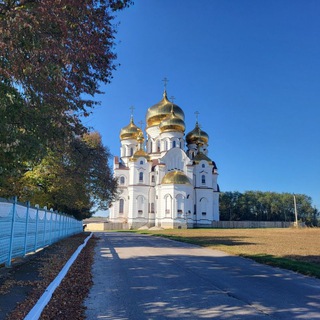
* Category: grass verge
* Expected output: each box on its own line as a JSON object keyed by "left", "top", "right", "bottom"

{"left": 243, "top": 254, "right": 320, "bottom": 278}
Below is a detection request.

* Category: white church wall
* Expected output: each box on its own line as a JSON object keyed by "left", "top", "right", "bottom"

{"left": 120, "top": 138, "right": 139, "bottom": 165}
{"left": 110, "top": 167, "right": 130, "bottom": 222}
{"left": 110, "top": 196, "right": 128, "bottom": 223}
{"left": 157, "top": 184, "right": 192, "bottom": 228}
{"left": 128, "top": 157, "right": 151, "bottom": 185}
{"left": 212, "top": 192, "right": 220, "bottom": 221}
{"left": 212, "top": 172, "right": 219, "bottom": 191}
{"left": 127, "top": 184, "right": 151, "bottom": 228}
{"left": 161, "top": 148, "right": 191, "bottom": 173}
{"left": 148, "top": 187, "right": 156, "bottom": 225}
{"left": 194, "top": 160, "right": 213, "bottom": 188}
{"left": 194, "top": 189, "right": 215, "bottom": 225}
{"left": 157, "top": 164, "right": 166, "bottom": 185}
{"left": 146, "top": 126, "right": 160, "bottom": 140}
{"left": 159, "top": 131, "right": 184, "bottom": 155}
{"left": 117, "top": 170, "right": 130, "bottom": 188}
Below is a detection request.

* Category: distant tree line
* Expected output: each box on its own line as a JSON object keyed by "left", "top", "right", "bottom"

{"left": 219, "top": 191, "right": 319, "bottom": 226}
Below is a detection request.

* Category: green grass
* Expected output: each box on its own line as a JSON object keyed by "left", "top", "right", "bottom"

{"left": 244, "top": 254, "right": 320, "bottom": 278}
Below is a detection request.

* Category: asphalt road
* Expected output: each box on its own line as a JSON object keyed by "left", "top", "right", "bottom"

{"left": 85, "top": 232, "right": 320, "bottom": 319}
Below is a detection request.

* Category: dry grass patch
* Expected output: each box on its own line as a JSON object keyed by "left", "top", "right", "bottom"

{"left": 139, "top": 228, "right": 320, "bottom": 277}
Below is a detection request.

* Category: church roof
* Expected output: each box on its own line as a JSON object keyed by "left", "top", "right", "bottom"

{"left": 161, "top": 170, "right": 191, "bottom": 185}
{"left": 193, "top": 152, "right": 213, "bottom": 164}
{"left": 114, "top": 156, "right": 129, "bottom": 169}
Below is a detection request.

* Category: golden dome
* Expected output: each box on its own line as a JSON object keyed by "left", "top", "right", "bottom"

{"left": 137, "top": 131, "right": 145, "bottom": 143}
{"left": 186, "top": 122, "right": 209, "bottom": 145}
{"left": 159, "top": 110, "right": 185, "bottom": 133}
{"left": 130, "top": 148, "right": 150, "bottom": 161}
{"left": 119, "top": 117, "right": 142, "bottom": 140}
{"left": 129, "top": 131, "right": 150, "bottom": 161}
{"left": 161, "top": 170, "right": 191, "bottom": 185}
{"left": 146, "top": 91, "right": 185, "bottom": 128}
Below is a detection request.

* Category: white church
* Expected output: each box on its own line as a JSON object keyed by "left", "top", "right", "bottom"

{"left": 109, "top": 87, "right": 220, "bottom": 229}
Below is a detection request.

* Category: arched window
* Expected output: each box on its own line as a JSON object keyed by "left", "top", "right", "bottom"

{"left": 165, "top": 194, "right": 172, "bottom": 215}
{"left": 200, "top": 197, "right": 208, "bottom": 215}
{"left": 176, "top": 194, "right": 184, "bottom": 215}
{"left": 173, "top": 141, "right": 176, "bottom": 148}
{"left": 157, "top": 140, "right": 160, "bottom": 152}
{"left": 130, "top": 147, "right": 133, "bottom": 156}
{"left": 140, "top": 160, "right": 144, "bottom": 165}
{"left": 139, "top": 172, "right": 143, "bottom": 182}
{"left": 165, "top": 140, "right": 168, "bottom": 150}
{"left": 151, "top": 175, "right": 155, "bottom": 183}
{"left": 202, "top": 163, "right": 205, "bottom": 168}
{"left": 201, "top": 175, "right": 206, "bottom": 184}
{"left": 137, "top": 195, "right": 144, "bottom": 214}
{"left": 150, "top": 141, "right": 153, "bottom": 152}
{"left": 120, "top": 176, "right": 125, "bottom": 185}
{"left": 119, "top": 199, "right": 124, "bottom": 214}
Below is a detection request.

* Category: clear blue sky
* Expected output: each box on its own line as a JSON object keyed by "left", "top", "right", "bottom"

{"left": 87, "top": 0, "right": 320, "bottom": 210}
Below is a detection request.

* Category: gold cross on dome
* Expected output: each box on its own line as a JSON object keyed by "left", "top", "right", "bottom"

{"left": 129, "top": 106, "right": 135, "bottom": 118}
{"left": 138, "top": 120, "right": 144, "bottom": 129}
{"left": 195, "top": 111, "right": 200, "bottom": 122}
{"left": 162, "top": 77, "right": 169, "bottom": 90}
{"left": 170, "top": 96, "right": 175, "bottom": 104}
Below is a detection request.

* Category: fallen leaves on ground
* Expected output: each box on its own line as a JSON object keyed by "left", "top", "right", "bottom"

{"left": 5, "top": 232, "right": 96, "bottom": 320}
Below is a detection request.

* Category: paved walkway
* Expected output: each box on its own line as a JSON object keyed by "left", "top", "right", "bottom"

{"left": 85, "top": 232, "right": 320, "bottom": 319}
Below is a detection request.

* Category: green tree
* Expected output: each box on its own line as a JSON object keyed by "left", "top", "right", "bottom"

{"left": 219, "top": 191, "right": 319, "bottom": 225}
{"left": 220, "top": 191, "right": 244, "bottom": 221}
{"left": 0, "top": 81, "right": 88, "bottom": 193}
{"left": 0, "top": 0, "right": 131, "bottom": 184}
{"left": 18, "top": 132, "right": 117, "bottom": 220}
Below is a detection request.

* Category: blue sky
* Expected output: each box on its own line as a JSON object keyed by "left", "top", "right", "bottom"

{"left": 87, "top": 0, "right": 320, "bottom": 211}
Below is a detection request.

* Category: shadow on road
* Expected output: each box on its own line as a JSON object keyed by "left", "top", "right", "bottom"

{"left": 85, "top": 232, "right": 320, "bottom": 320}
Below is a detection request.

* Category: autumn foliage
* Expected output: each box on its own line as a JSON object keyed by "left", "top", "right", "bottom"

{"left": 0, "top": 0, "right": 131, "bottom": 112}
{"left": 0, "top": 0, "right": 131, "bottom": 218}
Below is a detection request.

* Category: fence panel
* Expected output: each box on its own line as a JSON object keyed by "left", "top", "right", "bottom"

{"left": 0, "top": 202, "right": 13, "bottom": 264}
{"left": 211, "top": 221, "right": 293, "bottom": 228}
{"left": 0, "top": 198, "right": 83, "bottom": 266}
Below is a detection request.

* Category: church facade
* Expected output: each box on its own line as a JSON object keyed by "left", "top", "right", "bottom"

{"left": 109, "top": 89, "right": 220, "bottom": 229}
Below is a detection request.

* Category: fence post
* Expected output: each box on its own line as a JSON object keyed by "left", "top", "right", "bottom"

{"left": 34, "top": 205, "right": 39, "bottom": 252}
{"left": 60, "top": 214, "right": 63, "bottom": 238}
{"left": 6, "top": 196, "right": 17, "bottom": 267}
{"left": 53, "top": 212, "right": 57, "bottom": 242}
{"left": 58, "top": 214, "right": 62, "bottom": 239}
{"left": 23, "top": 201, "right": 30, "bottom": 256}
{"left": 43, "top": 207, "right": 47, "bottom": 247}
{"left": 63, "top": 214, "right": 66, "bottom": 237}
{"left": 66, "top": 216, "right": 69, "bottom": 235}
{"left": 49, "top": 208, "right": 53, "bottom": 244}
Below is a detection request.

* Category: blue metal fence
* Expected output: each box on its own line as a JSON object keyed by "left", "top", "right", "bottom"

{"left": 0, "top": 197, "right": 83, "bottom": 267}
